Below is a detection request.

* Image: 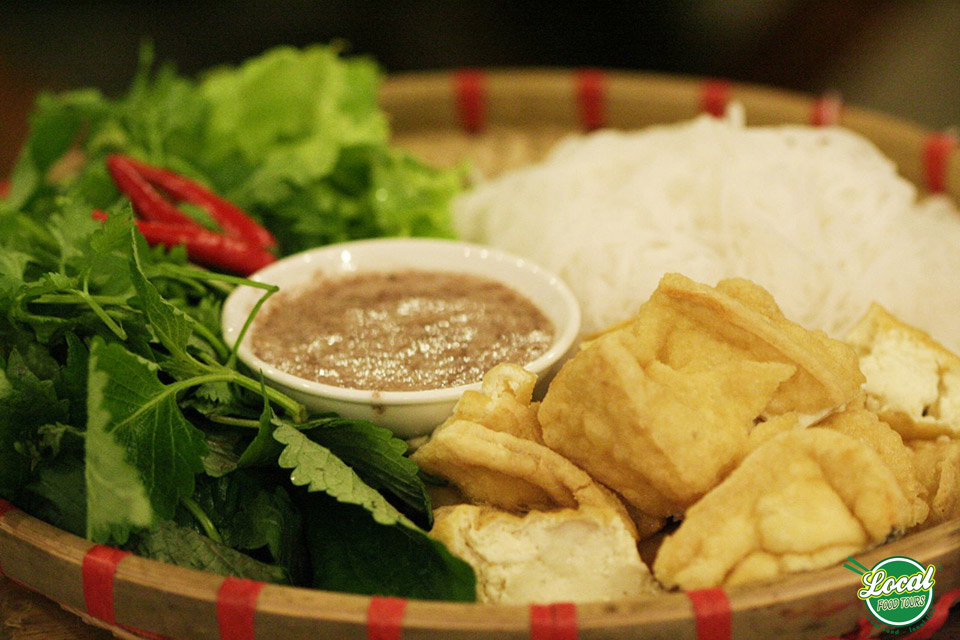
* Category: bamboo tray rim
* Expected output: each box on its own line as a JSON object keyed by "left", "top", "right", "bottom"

{"left": 3, "top": 505, "right": 958, "bottom": 633}
{"left": 2, "top": 68, "right": 959, "bottom": 639}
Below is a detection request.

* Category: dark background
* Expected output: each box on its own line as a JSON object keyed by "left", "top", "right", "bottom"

{"left": 1, "top": 0, "right": 958, "bottom": 173}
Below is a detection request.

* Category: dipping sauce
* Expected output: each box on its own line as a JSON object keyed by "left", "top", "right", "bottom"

{"left": 250, "top": 270, "right": 554, "bottom": 391}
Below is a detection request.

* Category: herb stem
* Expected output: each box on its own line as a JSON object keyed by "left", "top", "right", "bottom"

{"left": 226, "top": 286, "right": 275, "bottom": 369}
{"left": 77, "top": 288, "right": 128, "bottom": 340}
{"left": 113, "top": 369, "right": 305, "bottom": 432}
{"left": 205, "top": 415, "right": 263, "bottom": 429}
{"left": 15, "top": 215, "right": 59, "bottom": 252}
{"left": 157, "top": 263, "right": 279, "bottom": 293}
{"left": 229, "top": 372, "right": 306, "bottom": 423}
{"left": 31, "top": 293, "right": 130, "bottom": 306}
{"left": 189, "top": 321, "right": 230, "bottom": 361}
{"left": 180, "top": 497, "right": 222, "bottom": 544}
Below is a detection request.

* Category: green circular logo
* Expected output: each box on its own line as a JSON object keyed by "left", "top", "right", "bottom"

{"left": 857, "top": 556, "right": 935, "bottom": 627}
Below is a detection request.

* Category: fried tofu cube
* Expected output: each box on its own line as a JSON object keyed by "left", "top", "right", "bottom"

{"left": 430, "top": 505, "right": 660, "bottom": 604}
{"left": 846, "top": 303, "right": 960, "bottom": 439}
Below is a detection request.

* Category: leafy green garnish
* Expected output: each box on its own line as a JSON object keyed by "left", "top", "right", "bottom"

{"left": 300, "top": 415, "right": 432, "bottom": 525}
{"left": 0, "top": 349, "right": 69, "bottom": 498}
{"left": 304, "top": 494, "right": 475, "bottom": 602}
{"left": 0, "top": 42, "right": 474, "bottom": 603}
{"left": 275, "top": 426, "right": 474, "bottom": 599}
{"left": 186, "top": 470, "right": 302, "bottom": 574}
{"left": 127, "top": 520, "right": 289, "bottom": 584}
{"left": 85, "top": 338, "right": 207, "bottom": 541}
{"left": 20, "top": 454, "right": 87, "bottom": 537}
{"left": 274, "top": 424, "right": 410, "bottom": 526}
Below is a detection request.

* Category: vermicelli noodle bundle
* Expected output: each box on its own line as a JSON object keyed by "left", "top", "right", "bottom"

{"left": 453, "top": 107, "right": 960, "bottom": 349}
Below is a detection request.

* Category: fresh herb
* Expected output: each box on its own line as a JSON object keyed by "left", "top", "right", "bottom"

{"left": 3, "top": 44, "right": 461, "bottom": 256}
{"left": 0, "top": 43, "right": 473, "bottom": 601}
{"left": 127, "top": 520, "right": 290, "bottom": 584}
{"left": 275, "top": 425, "right": 474, "bottom": 600}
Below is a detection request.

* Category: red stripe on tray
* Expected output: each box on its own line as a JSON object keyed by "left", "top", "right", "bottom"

{"left": 924, "top": 131, "right": 957, "bottom": 193}
{"left": 217, "top": 577, "right": 265, "bottom": 640}
{"left": 899, "top": 588, "right": 960, "bottom": 640}
{"left": 367, "top": 596, "right": 407, "bottom": 640}
{"left": 530, "top": 602, "right": 578, "bottom": 640}
{"left": 454, "top": 69, "right": 487, "bottom": 133}
{"left": 576, "top": 69, "right": 606, "bottom": 131}
{"left": 700, "top": 79, "right": 731, "bottom": 118}
{"left": 811, "top": 92, "right": 843, "bottom": 126}
{"left": 686, "top": 588, "right": 732, "bottom": 640}
{"left": 82, "top": 545, "right": 131, "bottom": 624}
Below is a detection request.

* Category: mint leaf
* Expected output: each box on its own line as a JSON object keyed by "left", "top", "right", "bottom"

{"left": 301, "top": 415, "right": 431, "bottom": 525}
{"left": 274, "top": 423, "right": 409, "bottom": 527}
{"left": 85, "top": 338, "right": 207, "bottom": 542}
{"left": 276, "top": 425, "right": 475, "bottom": 601}
{"left": 86, "top": 358, "right": 155, "bottom": 543}
{"left": 304, "top": 494, "right": 475, "bottom": 602}
{"left": 128, "top": 520, "right": 289, "bottom": 584}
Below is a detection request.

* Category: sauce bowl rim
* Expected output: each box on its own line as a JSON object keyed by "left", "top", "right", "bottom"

{"left": 221, "top": 237, "right": 582, "bottom": 406}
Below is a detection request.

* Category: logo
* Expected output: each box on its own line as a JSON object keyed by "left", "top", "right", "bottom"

{"left": 845, "top": 556, "right": 935, "bottom": 628}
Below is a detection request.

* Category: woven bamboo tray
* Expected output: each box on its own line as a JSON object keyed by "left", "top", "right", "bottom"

{"left": 2, "top": 69, "right": 959, "bottom": 640}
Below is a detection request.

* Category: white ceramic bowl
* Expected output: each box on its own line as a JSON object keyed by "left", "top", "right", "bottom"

{"left": 221, "top": 238, "right": 581, "bottom": 438}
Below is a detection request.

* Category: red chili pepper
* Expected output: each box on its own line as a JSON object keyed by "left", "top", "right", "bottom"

{"left": 91, "top": 209, "right": 275, "bottom": 276}
{"left": 113, "top": 155, "right": 276, "bottom": 250}
{"left": 106, "top": 155, "right": 199, "bottom": 227}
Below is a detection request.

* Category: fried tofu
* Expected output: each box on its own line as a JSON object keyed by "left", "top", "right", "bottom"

{"left": 412, "top": 364, "right": 638, "bottom": 535}
{"left": 444, "top": 363, "right": 543, "bottom": 443}
{"left": 538, "top": 274, "right": 863, "bottom": 520}
{"left": 430, "top": 504, "right": 660, "bottom": 604}
{"left": 659, "top": 275, "right": 864, "bottom": 418}
{"left": 817, "top": 409, "right": 928, "bottom": 528}
{"left": 908, "top": 437, "right": 960, "bottom": 527}
{"left": 412, "top": 418, "right": 626, "bottom": 516}
{"left": 846, "top": 303, "right": 960, "bottom": 439}
{"left": 652, "top": 429, "right": 910, "bottom": 589}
